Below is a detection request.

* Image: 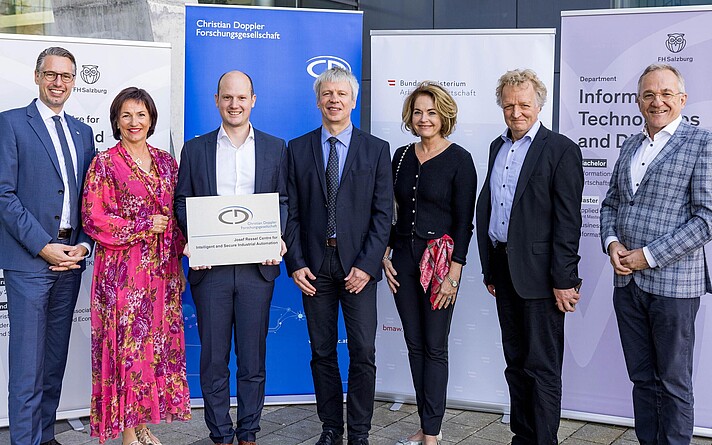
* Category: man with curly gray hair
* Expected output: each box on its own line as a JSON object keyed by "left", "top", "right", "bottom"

{"left": 476, "top": 68, "right": 584, "bottom": 445}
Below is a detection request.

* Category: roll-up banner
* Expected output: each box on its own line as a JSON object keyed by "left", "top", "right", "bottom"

{"left": 370, "top": 29, "right": 555, "bottom": 409}
{"left": 184, "top": 5, "right": 363, "bottom": 401}
{"left": 0, "top": 34, "right": 171, "bottom": 426}
{"left": 560, "top": 6, "right": 712, "bottom": 435}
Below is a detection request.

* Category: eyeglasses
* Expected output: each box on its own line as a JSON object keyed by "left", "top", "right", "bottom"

{"left": 39, "top": 71, "right": 76, "bottom": 83}
{"left": 639, "top": 92, "right": 684, "bottom": 103}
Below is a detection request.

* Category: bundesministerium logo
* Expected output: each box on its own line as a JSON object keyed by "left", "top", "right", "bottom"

{"left": 306, "top": 56, "right": 352, "bottom": 78}
{"left": 80, "top": 65, "right": 101, "bottom": 84}
{"left": 218, "top": 206, "right": 253, "bottom": 225}
{"left": 665, "top": 33, "right": 686, "bottom": 53}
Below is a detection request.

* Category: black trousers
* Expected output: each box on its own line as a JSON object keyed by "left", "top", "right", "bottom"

{"left": 302, "top": 245, "right": 377, "bottom": 440}
{"left": 614, "top": 279, "right": 700, "bottom": 445}
{"left": 391, "top": 237, "right": 454, "bottom": 436}
{"left": 191, "top": 264, "right": 274, "bottom": 444}
{"left": 492, "top": 246, "right": 564, "bottom": 445}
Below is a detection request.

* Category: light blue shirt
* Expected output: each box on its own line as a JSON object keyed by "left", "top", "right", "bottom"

{"left": 321, "top": 124, "right": 352, "bottom": 183}
{"left": 488, "top": 120, "right": 541, "bottom": 244}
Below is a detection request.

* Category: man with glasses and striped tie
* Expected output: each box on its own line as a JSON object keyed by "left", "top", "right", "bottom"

{"left": 0, "top": 47, "right": 95, "bottom": 445}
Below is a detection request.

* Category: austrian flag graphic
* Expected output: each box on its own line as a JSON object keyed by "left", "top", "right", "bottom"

{"left": 387, "top": 79, "right": 396, "bottom": 86}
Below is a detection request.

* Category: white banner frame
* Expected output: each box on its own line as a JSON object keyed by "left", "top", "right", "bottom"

{"left": 0, "top": 33, "right": 172, "bottom": 428}
{"left": 370, "top": 28, "right": 556, "bottom": 412}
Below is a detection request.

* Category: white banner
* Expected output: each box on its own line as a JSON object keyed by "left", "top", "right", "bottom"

{"left": 370, "top": 29, "right": 555, "bottom": 409}
{"left": 0, "top": 34, "right": 171, "bottom": 427}
{"left": 560, "top": 6, "right": 712, "bottom": 435}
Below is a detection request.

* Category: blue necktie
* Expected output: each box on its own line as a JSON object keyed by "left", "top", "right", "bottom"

{"left": 52, "top": 115, "right": 79, "bottom": 229}
{"left": 326, "top": 137, "right": 339, "bottom": 238}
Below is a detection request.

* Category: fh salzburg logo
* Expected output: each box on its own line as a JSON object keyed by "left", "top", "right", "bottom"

{"left": 80, "top": 65, "right": 101, "bottom": 84}
{"left": 306, "top": 56, "right": 352, "bottom": 78}
{"left": 665, "top": 33, "right": 686, "bottom": 53}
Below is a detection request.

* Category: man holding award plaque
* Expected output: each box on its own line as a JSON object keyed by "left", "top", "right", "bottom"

{"left": 284, "top": 66, "right": 393, "bottom": 445}
{"left": 174, "top": 71, "right": 287, "bottom": 445}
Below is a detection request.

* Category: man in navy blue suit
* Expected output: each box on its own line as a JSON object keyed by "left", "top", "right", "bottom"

{"left": 175, "top": 70, "right": 287, "bottom": 445}
{"left": 284, "top": 66, "right": 393, "bottom": 445}
{"left": 0, "top": 47, "right": 95, "bottom": 445}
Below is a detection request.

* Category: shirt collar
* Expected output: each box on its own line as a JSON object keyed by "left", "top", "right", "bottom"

{"left": 500, "top": 120, "right": 541, "bottom": 144}
{"left": 321, "top": 124, "right": 353, "bottom": 147}
{"left": 218, "top": 123, "right": 254, "bottom": 147}
{"left": 35, "top": 98, "right": 65, "bottom": 122}
{"left": 641, "top": 114, "right": 682, "bottom": 140}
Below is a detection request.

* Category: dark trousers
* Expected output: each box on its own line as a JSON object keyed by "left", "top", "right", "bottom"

{"left": 191, "top": 264, "right": 274, "bottom": 444}
{"left": 614, "top": 279, "right": 700, "bottom": 445}
{"left": 302, "top": 245, "right": 377, "bottom": 441}
{"left": 4, "top": 267, "right": 81, "bottom": 445}
{"left": 391, "top": 237, "right": 454, "bottom": 436}
{"left": 491, "top": 246, "right": 564, "bottom": 445}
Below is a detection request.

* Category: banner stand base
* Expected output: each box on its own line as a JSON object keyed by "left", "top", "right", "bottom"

{"left": 67, "top": 418, "right": 85, "bottom": 431}
{"left": 389, "top": 402, "right": 403, "bottom": 411}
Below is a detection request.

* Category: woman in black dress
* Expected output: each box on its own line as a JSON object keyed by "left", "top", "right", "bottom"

{"left": 383, "top": 81, "right": 477, "bottom": 445}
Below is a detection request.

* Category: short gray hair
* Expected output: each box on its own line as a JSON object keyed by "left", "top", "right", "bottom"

{"left": 313, "top": 66, "right": 359, "bottom": 101}
{"left": 35, "top": 47, "right": 76, "bottom": 73}
{"left": 495, "top": 68, "right": 547, "bottom": 108}
{"left": 637, "top": 63, "right": 685, "bottom": 94}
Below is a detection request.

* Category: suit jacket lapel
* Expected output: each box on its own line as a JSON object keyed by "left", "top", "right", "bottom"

{"left": 482, "top": 137, "right": 504, "bottom": 212}
{"left": 311, "top": 128, "right": 327, "bottom": 199}
{"left": 27, "top": 101, "right": 62, "bottom": 178}
{"left": 617, "top": 133, "right": 643, "bottom": 199}
{"left": 205, "top": 129, "right": 219, "bottom": 196}
{"left": 512, "top": 126, "right": 547, "bottom": 209}
{"left": 638, "top": 127, "right": 687, "bottom": 190}
{"left": 342, "top": 128, "right": 362, "bottom": 182}
{"left": 66, "top": 117, "right": 85, "bottom": 185}
{"left": 253, "top": 129, "right": 266, "bottom": 193}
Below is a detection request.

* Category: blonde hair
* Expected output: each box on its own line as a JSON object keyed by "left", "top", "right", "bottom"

{"left": 495, "top": 69, "right": 547, "bottom": 108}
{"left": 401, "top": 81, "right": 458, "bottom": 137}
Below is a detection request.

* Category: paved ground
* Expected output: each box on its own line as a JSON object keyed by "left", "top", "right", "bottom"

{"left": 1, "top": 402, "right": 711, "bottom": 444}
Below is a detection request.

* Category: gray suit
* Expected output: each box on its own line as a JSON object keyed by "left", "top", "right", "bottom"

{"left": 600, "top": 120, "right": 712, "bottom": 444}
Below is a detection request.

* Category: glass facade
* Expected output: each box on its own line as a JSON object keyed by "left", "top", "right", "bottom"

{"left": 0, "top": 0, "right": 54, "bottom": 34}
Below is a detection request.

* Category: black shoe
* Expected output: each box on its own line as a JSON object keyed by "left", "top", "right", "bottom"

{"left": 347, "top": 439, "right": 369, "bottom": 445}
{"left": 316, "top": 430, "right": 343, "bottom": 445}
{"left": 41, "top": 440, "right": 62, "bottom": 445}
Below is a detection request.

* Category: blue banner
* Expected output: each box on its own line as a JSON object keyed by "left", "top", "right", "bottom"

{"left": 183, "top": 5, "right": 363, "bottom": 398}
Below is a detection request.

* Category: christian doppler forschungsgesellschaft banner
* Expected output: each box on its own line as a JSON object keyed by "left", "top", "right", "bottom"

{"left": 183, "top": 4, "right": 363, "bottom": 400}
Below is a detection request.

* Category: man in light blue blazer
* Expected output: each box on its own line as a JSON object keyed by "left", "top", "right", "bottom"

{"left": 0, "top": 47, "right": 95, "bottom": 445}
{"left": 600, "top": 64, "right": 712, "bottom": 445}
{"left": 175, "top": 70, "right": 287, "bottom": 445}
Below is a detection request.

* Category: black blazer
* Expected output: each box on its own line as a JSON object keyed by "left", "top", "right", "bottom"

{"left": 284, "top": 126, "right": 393, "bottom": 281}
{"left": 174, "top": 127, "right": 288, "bottom": 284}
{"left": 475, "top": 125, "right": 583, "bottom": 298}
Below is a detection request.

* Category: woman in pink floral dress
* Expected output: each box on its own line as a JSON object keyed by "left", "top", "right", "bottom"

{"left": 82, "top": 87, "right": 190, "bottom": 445}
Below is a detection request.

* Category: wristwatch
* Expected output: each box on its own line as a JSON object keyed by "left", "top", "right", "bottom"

{"left": 446, "top": 275, "right": 458, "bottom": 288}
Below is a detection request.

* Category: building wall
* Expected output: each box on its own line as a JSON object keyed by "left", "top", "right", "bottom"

{"left": 2, "top": 0, "right": 709, "bottom": 142}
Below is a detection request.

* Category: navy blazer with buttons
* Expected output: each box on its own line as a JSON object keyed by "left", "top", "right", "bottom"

{"left": 174, "top": 127, "right": 288, "bottom": 285}
{"left": 284, "top": 126, "right": 393, "bottom": 281}
{"left": 0, "top": 99, "right": 95, "bottom": 273}
{"left": 476, "top": 125, "right": 584, "bottom": 298}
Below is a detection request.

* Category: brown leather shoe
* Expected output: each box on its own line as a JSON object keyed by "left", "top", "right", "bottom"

{"left": 238, "top": 441, "right": 257, "bottom": 445}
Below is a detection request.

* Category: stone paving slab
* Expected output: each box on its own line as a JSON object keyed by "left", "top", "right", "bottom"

{"left": 2, "top": 404, "right": 712, "bottom": 444}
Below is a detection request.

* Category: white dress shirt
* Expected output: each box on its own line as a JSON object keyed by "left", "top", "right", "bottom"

{"left": 604, "top": 115, "right": 683, "bottom": 268}
{"left": 216, "top": 124, "right": 256, "bottom": 196}
{"left": 36, "top": 99, "right": 78, "bottom": 230}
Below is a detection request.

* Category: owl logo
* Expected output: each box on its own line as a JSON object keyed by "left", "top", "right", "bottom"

{"left": 665, "top": 33, "right": 686, "bottom": 53}
{"left": 80, "top": 65, "right": 101, "bottom": 84}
